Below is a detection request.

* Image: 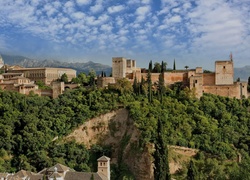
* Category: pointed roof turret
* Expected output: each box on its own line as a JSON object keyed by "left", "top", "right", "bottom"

{"left": 97, "top": 156, "right": 110, "bottom": 162}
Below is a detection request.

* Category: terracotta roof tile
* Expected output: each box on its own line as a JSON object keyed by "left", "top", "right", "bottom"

{"left": 64, "top": 172, "right": 104, "bottom": 180}
{"left": 47, "top": 163, "right": 74, "bottom": 172}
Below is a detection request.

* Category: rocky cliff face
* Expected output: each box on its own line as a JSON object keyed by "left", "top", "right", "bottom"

{"left": 66, "top": 108, "right": 154, "bottom": 180}
{"left": 66, "top": 108, "right": 198, "bottom": 179}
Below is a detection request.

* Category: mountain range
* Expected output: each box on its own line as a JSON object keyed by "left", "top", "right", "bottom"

{"left": 1, "top": 54, "right": 249, "bottom": 80}
{"left": 1, "top": 54, "right": 112, "bottom": 75}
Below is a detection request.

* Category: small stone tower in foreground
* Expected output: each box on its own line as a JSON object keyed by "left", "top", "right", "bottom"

{"left": 97, "top": 156, "right": 110, "bottom": 180}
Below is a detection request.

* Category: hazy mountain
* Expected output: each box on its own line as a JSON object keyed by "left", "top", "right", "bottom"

{"left": 234, "top": 66, "right": 250, "bottom": 81}
{"left": 1, "top": 54, "right": 112, "bottom": 75}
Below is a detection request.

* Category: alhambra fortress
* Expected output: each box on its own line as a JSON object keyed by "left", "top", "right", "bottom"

{"left": 97, "top": 57, "right": 249, "bottom": 99}
{"left": 0, "top": 54, "right": 249, "bottom": 99}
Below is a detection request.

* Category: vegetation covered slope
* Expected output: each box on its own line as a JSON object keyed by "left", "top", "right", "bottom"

{"left": 1, "top": 78, "right": 250, "bottom": 179}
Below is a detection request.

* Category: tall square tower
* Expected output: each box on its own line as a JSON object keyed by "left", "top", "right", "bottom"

{"left": 215, "top": 60, "right": 234, "bottom": 85}
{"left": 112, "top": 57, "right": 127, "bottom": 78}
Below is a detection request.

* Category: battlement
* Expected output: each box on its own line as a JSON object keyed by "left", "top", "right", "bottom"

{"left": 110, "top": 57, "right": 248, "bottom": 99}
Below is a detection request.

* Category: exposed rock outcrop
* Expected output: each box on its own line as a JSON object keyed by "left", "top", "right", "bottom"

{"left": 66, "top": 108, "right": 154, "bottom": 180}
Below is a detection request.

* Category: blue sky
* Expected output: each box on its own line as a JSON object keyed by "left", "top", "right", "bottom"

{"left": 0, "top": 0, "right": 250, "bottom": 70}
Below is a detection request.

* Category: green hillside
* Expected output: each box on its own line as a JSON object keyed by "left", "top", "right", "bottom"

{"left": 1, "top": 78, "right": 250, "bottom": 179}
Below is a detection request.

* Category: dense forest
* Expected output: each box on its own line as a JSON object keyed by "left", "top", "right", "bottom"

{"left": 1, "top": 69, "right": 250, "bottom": 179}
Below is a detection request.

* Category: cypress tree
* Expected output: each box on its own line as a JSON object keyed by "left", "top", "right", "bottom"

{"left": 141, "top": 77, "right": 145, "bottom": 95}
{"left": 147, "top": 66, "right": 152, "bottom": 103}
{"left": 187, "top": 160, "right": 198, "bottom": 180}
{"left": 149, "top": 60, "right": 153, "bottom": 71}
{"left": 154, "top": 116, "right": 171, "bottom": 180}
{"left": 158, "top": 61, "right": 166, "bottom": 102}
{"left": 248, "top": 77, "right": 250, "bottom": 92}
{"left": 133, "top": 76, "right": 138, "bottom": 94}
{"left": 158, "top": 72, "right": 165, "bottom": 103}
{"left": 173, "top": 59, "right": 176, "bottom": 70}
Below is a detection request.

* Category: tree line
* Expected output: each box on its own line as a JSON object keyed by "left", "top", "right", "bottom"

{"left": 0, "top": 63, "right": 250, "bottom": 179}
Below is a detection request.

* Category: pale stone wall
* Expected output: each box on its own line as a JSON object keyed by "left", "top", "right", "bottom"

{"left": 8, "top": 68, "right": 76, "bottom": 85}
{"left": 195, "top": 67, "right": 203, "bottom": 73}
{"left": 215, "top": 61, "right": 234, "bottom": 85}
{"left": 165, "top": 72, "right": 188, "bottom": 85}
{"left": 112, "top": 57, "right": 126, "bottom": 78}
{"left": 126, "top": 59, "right": 137, "bottom": 74}
{"left": 52, "top": 81, "right": 64, "bottom": 99}
{"left": 141, "top": 72, "right": 188, "bottom": 85}
{"left": 189, "top": 75, "right": 203, "bottom": 98}
{"left": 97, "top": 77, "right": 115, "bottom": 87}
{"left": 239, "top": 82, "right": 248, "bottom": 98}
{"left": 203, "top": 83, "right": 243, "bottom": 99}
{"left": 203, "top": 73, "right": 215, "bottom": 85}
{"left": 0, "top": 55, "right": 4, "bottom": 68}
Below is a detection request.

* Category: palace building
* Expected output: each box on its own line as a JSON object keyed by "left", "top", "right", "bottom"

{"left": 7, "top": 67, "right": 76, "bottom": 85}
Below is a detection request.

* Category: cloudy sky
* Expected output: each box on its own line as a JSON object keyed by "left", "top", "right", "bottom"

{"left": 0, "top": 0, "right": 249, "bottom": 70}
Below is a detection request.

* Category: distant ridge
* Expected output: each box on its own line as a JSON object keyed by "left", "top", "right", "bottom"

{"left": 1, "top": 54, "right": 112, "bottom": 75}
{"left": 234, "top": 66, "right": 250, "bottom": 81}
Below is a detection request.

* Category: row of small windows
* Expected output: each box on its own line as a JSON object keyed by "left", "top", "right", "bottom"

{"left": 113, "top": 60, "right": 122, "bottom": 63}
{"left": 18, "top": 80, "right": 29, "bottom": 83}
{"left": 28, "top": 72, "right": 45, "bottom": 78}
{"left": 100, "top": 162, "right": 106, "bottom": 166}
{"left": 27, "top": 73, "right": 59, "bottom": 78}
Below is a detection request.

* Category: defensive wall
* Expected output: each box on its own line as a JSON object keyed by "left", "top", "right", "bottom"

{"left": 100, "top": 57, "right": 249, "bottom": 99}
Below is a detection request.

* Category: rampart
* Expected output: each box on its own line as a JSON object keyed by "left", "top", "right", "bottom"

{"left": 108, "top": 57, "right": 249, "bottom": 99}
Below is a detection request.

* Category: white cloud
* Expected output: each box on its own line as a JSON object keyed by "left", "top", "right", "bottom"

{"left": 0, "top": 0, "right": 250, "bottom": 68}
{"left": 168, "top": 15, "right": 181, "bottom": 23}
{"left": 142, "top": 0, "right": 151, "bottom": 4}
{"left": 76, "top": 0, "right": 92, "bottom": 6}
{"left": 108, "top": 5, "right": 125, "bottom": 14}
{"left": 135, "top": 5, "right": 151, "bottom": 22}
{"left": 43, "top": 4, "right": 57, "bottom": 17}
{"left": 100, "top": 24, "right": 113, "bottom": 32}
{"left": 90, "top": 0, "right": 104, "bottom": 14}
{"left": 72, "top": 12, "right": 85, "bottom": 20}
{"left": 64, "top": 1, "right": 74, "bottom": 8}
{"left": 64, "top": 1, "right": 75, "bottom": 13}
{"left": 127, "top": 0, "right": 140, "bottom": 5}
{"left": 118, "top": 29, "right": 129, "bottom": 35}
{"left": 115, "top": 16, "right": 124, "bottom": 26}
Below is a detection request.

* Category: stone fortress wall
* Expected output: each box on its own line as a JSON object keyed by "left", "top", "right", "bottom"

{"left": 103, "top": 57, "right": 249, "bottom": 99}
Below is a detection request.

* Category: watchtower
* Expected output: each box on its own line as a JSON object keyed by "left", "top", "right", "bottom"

{"left": 112, "top": 57, "right": 126, "bottom": 78}
{"left": 97, "top": 156, "right": 110, "bottom": 180}
{"left": 215, "top": 60, "right": 234, "bottom": 85}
